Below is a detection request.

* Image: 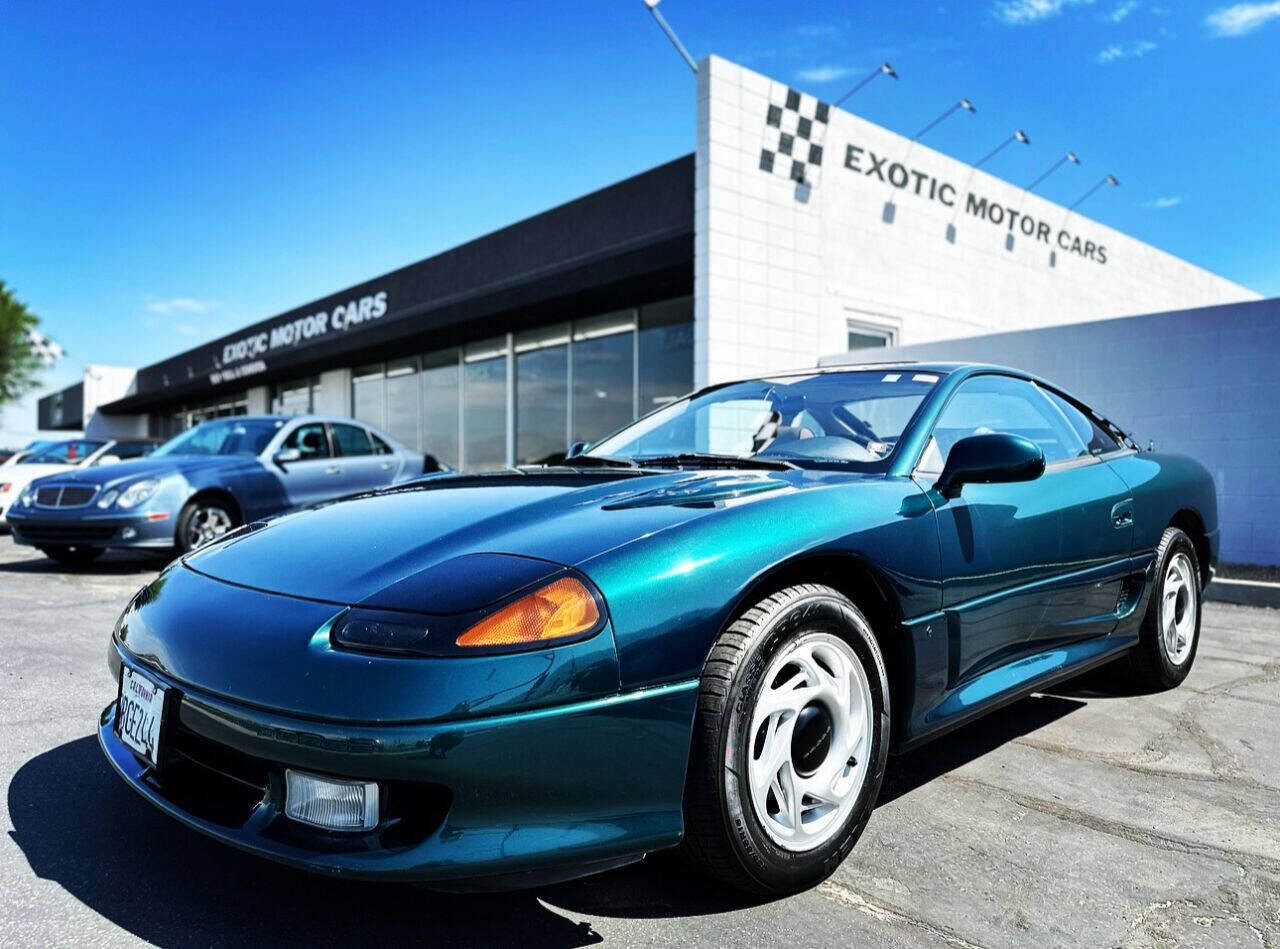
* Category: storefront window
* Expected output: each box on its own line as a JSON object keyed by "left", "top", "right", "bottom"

{"left": 463, "top": 338, "right": 509, "bottom": 471}
{"left": 638, "top": 297, "right": 694, "bottom": 416}
{"left": 422, "top": 352, "right": 460, "bottom": 469}
{"left": 572, "top": 313, "right": 635, "bottom": 445}
{"left": 272, "top": 377, "right": 318, "bottom": 415}
{"left": 516, "top": 325, "right": 569, "bottom": 465}
{"left": 352, "top": 365, "right": 385, "bottom": 430}
{"left": 384, "top": 358, "right": 420, "bottom": 450}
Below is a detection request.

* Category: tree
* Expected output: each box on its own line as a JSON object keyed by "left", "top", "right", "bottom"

{"left": 0, "top": 281, "right": 44, "bottom": 407}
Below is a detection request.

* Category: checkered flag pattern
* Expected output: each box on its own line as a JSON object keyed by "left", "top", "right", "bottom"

{"left": 759, "top": 87, "right": 830, "bottom": 186}
{"left": 26, "top": 328, "right": 65, "bottom": 366}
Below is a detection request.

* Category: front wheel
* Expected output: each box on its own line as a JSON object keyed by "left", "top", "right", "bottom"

{"left": 176, "top": 498, "right": 240, "bottom": 553}
{"left": 39, "top": 545, "right": 104, "bottom": 566}
{"left": 680, "top": 584, "right": 890, "bottom": 895}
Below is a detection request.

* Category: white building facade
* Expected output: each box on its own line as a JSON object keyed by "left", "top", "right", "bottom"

{"left": 693, "top": 56, "right": 1257, "bottom": 387}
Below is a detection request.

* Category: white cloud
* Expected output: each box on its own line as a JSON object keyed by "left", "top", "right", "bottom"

{"left": 993, "top": 0, "right": 1096, "bottom": 25}
{"left": 1205, "top": 2, "right": 1280, "bottom": 36}
{"left": 145, "top": 297, "right": 219, "bottom": 315}
{"left": 1096, "top": 38, "right": 1157, "bottom": 61}
{"left": 1143, "top": 195, "right": 1183, "bottom": 208}
{"left": 795, "top": 64, "right": 859, "bottom": 83}
{"left": 1108, "top": 0, "right": 1140, "bottom": 21}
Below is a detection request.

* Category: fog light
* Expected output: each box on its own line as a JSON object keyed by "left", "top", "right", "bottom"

{"left": 284, "top": 769, "right": 379, "bottom": 832}
{"left": 121, "top": 527, "right": 137, "bottom": 540}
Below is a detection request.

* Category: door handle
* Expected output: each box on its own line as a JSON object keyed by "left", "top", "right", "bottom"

{"left": 324, "top": 466, "right": 341, "bottom": 476}
{"left": 1111, "top": 499, "right": 1134, "bottom": 529}
{"left": 380, "top": 462, "right": 393, "bottom": 470}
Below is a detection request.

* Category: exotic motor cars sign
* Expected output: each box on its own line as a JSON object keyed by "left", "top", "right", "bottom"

{"left": 841, "top": 142, "right": 1109, "bottom": 265}
{"left": 220, "top": 291, "right": 389, "bottom": 370}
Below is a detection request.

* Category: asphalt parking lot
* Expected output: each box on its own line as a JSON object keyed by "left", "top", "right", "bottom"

{"left": 1, "top": 538, "right": 1278, "bottom": 948}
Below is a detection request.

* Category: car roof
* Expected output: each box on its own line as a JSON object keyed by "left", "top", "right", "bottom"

{"left": 209, "top": 414, "right": 396, "bottom": 432}
{"left": 716, "top": 361, "right": 1037, "bottom": 386}
{"left": 192, "top": 414, "right": 369, "bottom": 425}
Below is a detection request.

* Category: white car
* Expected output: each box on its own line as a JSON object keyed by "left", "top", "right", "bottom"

{"left": 0, "top": 437, "right": 158, "bottom": 527}
{"left": 0, "top": 440, "right": 58, "bottom": 468}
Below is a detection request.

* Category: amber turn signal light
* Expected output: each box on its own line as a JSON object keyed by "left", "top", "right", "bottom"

{"left": 455, "top": 577, "right": 601, "bottom": 648}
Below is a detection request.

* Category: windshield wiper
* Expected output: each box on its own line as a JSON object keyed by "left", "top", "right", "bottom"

{"left": 632, "top": 453, "right": 798, "bottom": 471}
{"left": 561, "top": 454, "right": 641, "bottom": 469}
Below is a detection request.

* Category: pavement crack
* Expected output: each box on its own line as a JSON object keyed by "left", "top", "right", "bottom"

{"left": 816, "top": 880, "right": 986, "bottom": 949}
{"left": 948, "top": 773, "right": 1280, "bottom": 877}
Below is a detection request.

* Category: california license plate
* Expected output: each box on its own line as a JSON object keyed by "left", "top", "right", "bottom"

{"left": 116, "top": 666, "right": 168, "bottom": 767}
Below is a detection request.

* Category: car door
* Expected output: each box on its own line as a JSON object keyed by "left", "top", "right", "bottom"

{"left": 329, "top": 423, "right": 396, "bottom": 493}
{"left": 276, "top": 421, "right": 342, "bottom": 508}
{"left": 914, "top": 373, "right": 1134, "bottom": 684}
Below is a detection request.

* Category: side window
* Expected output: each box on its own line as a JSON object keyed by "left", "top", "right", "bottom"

{"left": 111, "top": 442, "right": 155, "bottom": 460}
{"left": 919, "top": 375, "right": 1087, "bottom": 474}
{"left": 1040, "top": 387, "right": 1122, "bottom": 455}
{"left": 284, "top": 423, "right": 331, "bottom": 460}
{"left": 369, "top": 432, "right": 393, "bottom": 455}
{"left": 332, "top": 423, "right": 374, "bottom": 457}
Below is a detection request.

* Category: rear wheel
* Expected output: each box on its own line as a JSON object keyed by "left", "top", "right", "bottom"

{"left": 1128, "top": 527, "right": 1202, "bottom": 690}
{"left": 176, "top": 498, "right": 240, "bottom": 553}
{"left": 39, "top": 545, "right": 104, "bottom": 566}
{"left": 680, "top": 584, "right": 890, "bottom": 895}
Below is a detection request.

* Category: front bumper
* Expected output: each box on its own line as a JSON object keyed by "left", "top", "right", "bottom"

{"left": 7, "top": 509, "right": 176, "bottom": 549}
{"left": 100, "top": 646, "right": 697, "bottom": 885}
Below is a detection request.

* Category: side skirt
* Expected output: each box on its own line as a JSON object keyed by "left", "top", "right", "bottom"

{"left": 892, "top": 634, "right": 1138, "bottom": 754}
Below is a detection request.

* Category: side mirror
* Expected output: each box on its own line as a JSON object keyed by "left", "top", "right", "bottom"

{"left": 273, "top": 447, "right": 302, "bottom": 470}
{"left": 934, "top": 433, "right": 1045, "bottom": 499}
{"left": 96, "top": 455, "right": 122, "bottom": 467}
{"left": 565, "top": 440, "right": 589, "bottom": 459}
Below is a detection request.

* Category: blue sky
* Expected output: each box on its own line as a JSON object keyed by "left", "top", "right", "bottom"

{"left": 2, "top": 0, "right": 1277, "bottom": 443}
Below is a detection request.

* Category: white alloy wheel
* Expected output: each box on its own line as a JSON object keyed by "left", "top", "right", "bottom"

{"left": 1161, "top": 550, "right": 1197, "bottom": 666}
{"left": 745, "top": 631, "right": 874, "bottom": 852}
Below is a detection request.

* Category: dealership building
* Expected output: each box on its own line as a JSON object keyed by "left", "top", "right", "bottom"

{"left": 41, "top": 56, "right": 1259, "bottom": 474}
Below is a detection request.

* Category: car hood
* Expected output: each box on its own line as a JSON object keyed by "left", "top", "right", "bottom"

{"left": 184, "top": 468, "right": 812, "bottom": 614}
{"left": 52, "top": 454, "right": 257, "bottom": 487}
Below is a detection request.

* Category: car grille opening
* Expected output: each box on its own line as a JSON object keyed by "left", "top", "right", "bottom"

{"left": 148, "top": 716, "right": 452, "bottom": 849}
{"left": 150, "top": 726, "right": 271, "bottom": 828}
{"left": 14, "top": 525, "right": 117, "bottom": 544}
{"left": 35, "top": 486, "right": 96, "bottom": 507}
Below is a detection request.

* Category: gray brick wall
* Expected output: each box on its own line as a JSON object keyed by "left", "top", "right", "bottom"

{"left": 820, "top": 297, "right": 1280, "bottom": 566}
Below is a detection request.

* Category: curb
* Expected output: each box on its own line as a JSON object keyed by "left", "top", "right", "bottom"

{"left": 1207, "top": 578, "right": 1280, "bottom": 610}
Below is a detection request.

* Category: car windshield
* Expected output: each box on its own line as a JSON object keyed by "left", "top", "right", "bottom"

{"left": 586, "top": 370, "right": 942, "bottom": 466}
{"left": 24, "top": 439, "right": 108, "bottom": 465}
{"left": 153, "top": 418, "right": 283, "bottom": 457}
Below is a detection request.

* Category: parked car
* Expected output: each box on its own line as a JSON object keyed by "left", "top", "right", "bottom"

{"left": 6, "top": 415, "right": 423, "bottom": 564}
{"left": 98, "top": 364, "right": 1215, "bottom": 895}
{"left": 0, "top": 437, "right": 158, "bottom": 530}
{"left": 0, "top": 438, "right": 60, "bottom": 468}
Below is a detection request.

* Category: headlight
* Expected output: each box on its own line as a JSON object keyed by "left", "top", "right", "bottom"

{"left": 456, "top": 577, "right": 601, "bottom": 648}
{"left": 0, "top": 483, "right": 11, "bottom": 494}
{"left": 97, "top": 489, "right": 120, "bottom": 509}
{"left": 330, "top": 575, "right": 605, "bottom": 656}
{"left": 18, "top": 487, "right": 34, "bottom": 508}
{"left": 116, "top": 479, "right": 160, "bottom": 509}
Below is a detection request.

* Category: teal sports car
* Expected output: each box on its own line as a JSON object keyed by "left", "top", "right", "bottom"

{"left": 100, "top": 363, "right": 1216, "bottom": 895}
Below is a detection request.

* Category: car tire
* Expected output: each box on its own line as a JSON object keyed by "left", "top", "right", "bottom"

{"left": 1127, "top": 527, "right": 1203, "bottom": 690}
{"left": 176, "top": 498, "right": 241, "bottom": 554}
{"left": 680, "top": 583, "right": 890, "bottom": 896}
{"left": 39, "top": 545, "right": 104, "bottom": 566}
